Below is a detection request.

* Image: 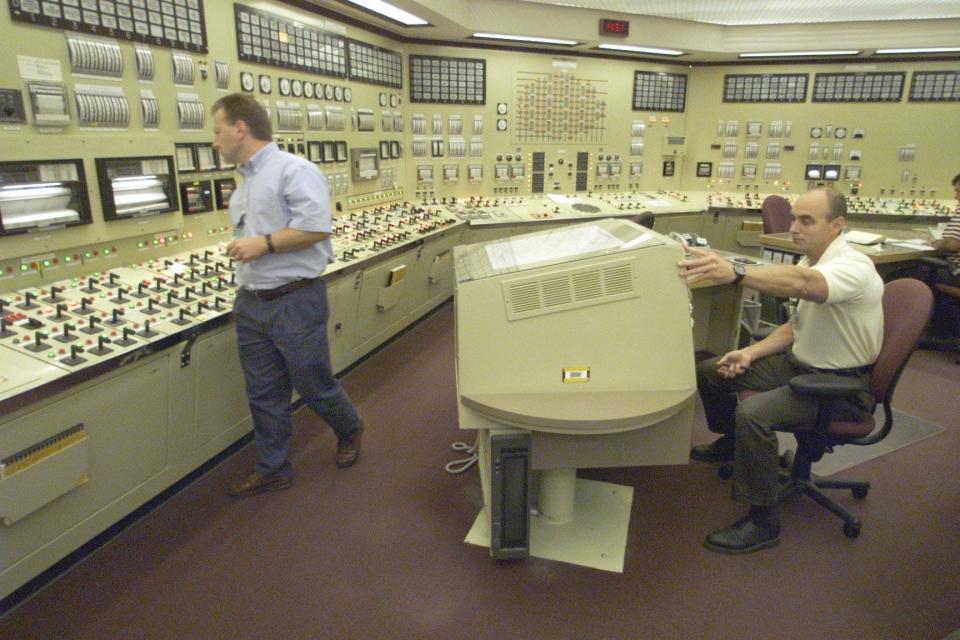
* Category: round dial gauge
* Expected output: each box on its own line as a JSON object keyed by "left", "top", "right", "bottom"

{"left": 334, "top": 85, "right": 344, "bottom": 102}
{"left": 324, "top": 83, "right": 334, "bottom": 100}
{"left": 390, "top": 94, "right": 398, "bottom": 108}
{"left": 496, "top": 118, "right": 508, "bottom": 131}
{"left": 810, "top": 126, "right": 822, "bottom": 139}
{"left": 292, "top": 79, "right": 303, "bottom": 97}
{"left": 496, "top": 102, "right": 508, "bottom": 115}
{"left": 259, "top": 74, "right": 272, "bottom": 94}
{"left": 834, "top": 127, "right": 847, "bottom": 139}
{"left": 315, "top": 82, "right": 325, "bottom": 99}
{"left": 278, "top": 77, "right": 291, "bottom": 96}
{"left": 343, "top": 87, "right": 352, "bottom": 103}
{"left": 379, "top": 92, "right": 387, "bottom": 107}
{"left": 240, "top": 71, "right": 254, "bottom": 92}
{"left": 303, "top": 81, "right": 314, "bottom": 99}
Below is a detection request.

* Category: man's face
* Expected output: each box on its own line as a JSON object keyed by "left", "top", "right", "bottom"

{"left": 212, "top": 108, "right": 244, "bottom": 164}
{"left": 790, "top": 190, "right": 844, "bottom": 257}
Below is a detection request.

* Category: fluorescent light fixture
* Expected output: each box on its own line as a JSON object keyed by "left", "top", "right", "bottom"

{"left": 472, "top": 32, "right": 578, "bottom": 46}
{"left": 739, "top": 50, "right": 860, "bottom": 58}
{"left": 875, "top": 47, "right": 960, "bottom": 54}
{"left": 342, "top": 0, "right": 428, "bottom": 26}
{"left": 598, "top": 43, "right": 684, "bottom": 56}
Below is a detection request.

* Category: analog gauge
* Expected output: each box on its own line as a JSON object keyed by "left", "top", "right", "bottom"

{"left": 259, "top": 74, "right": 272, "bottom": 94}
{"left": 390, "top": 94, "right": 398, "bottom": 108}
{"left": 334, "top": 85, "right": 344, "bottom": 102}
{"left": 303, "top": 81, "right": 314, "bottom": 99}
{"left": 343, "top": 87, "right": 352, "bottom": 103}
{"left": 240, "top": 71, "right": 254, "bottom": 92}
{"left": 292, "top": 79, "right": 303, "bottom": 97}
{"left": 810, "top": 126, "right": 822, "bottom": 139}
{"left": 496, "top": 118, "right": 507, "bottom": 131}
{"left": 315, "top": 82, "right": 325, "bottom": 99}
{"left": 835, "top": 127, "right": 847, "bottom": 139}
{"left": 324, "top": 83, "right": 334, "bottom": 100}
{"left": 279, "top": 77, "right": 291, "bottom": 96}
{"left": 379, "top": 92, "right": 387, "bottom": 107}
{"left": 496, "top": 102, "right": 508, "bottom": 115}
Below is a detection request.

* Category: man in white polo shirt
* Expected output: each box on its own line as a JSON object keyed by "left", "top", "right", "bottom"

{"left": 679, "top": 187, "right": 884, "bottom": 554}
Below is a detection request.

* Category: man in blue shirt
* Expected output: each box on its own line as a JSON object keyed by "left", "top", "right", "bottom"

{"left": 212, "top": 94, "right": 363, "bottom": 498}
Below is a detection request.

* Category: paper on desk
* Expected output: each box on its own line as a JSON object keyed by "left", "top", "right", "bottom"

{"left": 888, "top": 240, "right": 935, "bottom": 251}
{"left": 546, "top": 193, "right": 582, "bottom": 205}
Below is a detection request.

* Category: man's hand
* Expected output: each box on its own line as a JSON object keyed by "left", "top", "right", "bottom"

{"left": 716, "top": 349, "right": 754, "bottom": 379}
{"left": 678, "top": 245, "right": 736, "bottom": 285}
{"left": 226, "top": 236, "right": 269, "bottom": 263}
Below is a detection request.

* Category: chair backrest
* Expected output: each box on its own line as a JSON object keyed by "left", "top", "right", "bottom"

{"left": 631, "top": 211, "right": 656, "bottom": 230}
{"left": 871, "top": 278, "right": 934, "bottom": 403}
{"left": 761, "top": 195, "right": 792, "bottom": 234}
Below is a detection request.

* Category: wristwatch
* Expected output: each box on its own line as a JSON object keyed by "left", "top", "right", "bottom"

{"left": 733, "top": 263, "right": 747, "bottom": 284}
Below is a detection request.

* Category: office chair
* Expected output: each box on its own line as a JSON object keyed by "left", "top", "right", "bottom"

{"left": 760, "top": 194, "right": 792, "bottom": 234}
{"left": 721, "top": 278, "right": 933, "bottom": 538}
{"left": 630, "top": 211, "right": 656, "bottom": 229}
{"left": 918, "top": 255, "right": 960, "bottom": 364}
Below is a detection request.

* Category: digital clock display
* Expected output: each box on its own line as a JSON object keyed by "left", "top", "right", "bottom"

{"left": 600, "top": 19, "right": 629, "bottom": 37}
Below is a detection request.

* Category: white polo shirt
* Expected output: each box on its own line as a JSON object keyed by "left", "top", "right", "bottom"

{"left": 791, "top": 235, "right": 884, "bottom": 369}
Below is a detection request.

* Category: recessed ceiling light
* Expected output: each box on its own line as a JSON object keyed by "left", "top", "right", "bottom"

{"left": 739, "top": 50, "right": 860, "bottom": 58}
{"left": 875, "top": 47, "right": 960, "bottom": 54}
{"left": 472, "top": 32, "right": 578, "bottom": 46}
{"left": 342, "top": 0, "right": 429, "bottom": 26}
{"left": 597, "top": 44, "right": 684, "bottom": 56}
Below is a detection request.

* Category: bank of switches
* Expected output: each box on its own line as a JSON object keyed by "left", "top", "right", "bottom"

{"left": 0, "top": 249, "right": 238, "bottom": 370}
{"left": 330, "top": 203, "right": 460, "bottom": 264}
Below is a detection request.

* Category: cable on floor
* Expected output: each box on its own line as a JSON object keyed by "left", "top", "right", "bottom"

{"left": 444, "top": 438, "right": 478, "bottom": 474}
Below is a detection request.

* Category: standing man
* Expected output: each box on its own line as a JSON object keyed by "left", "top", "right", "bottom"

{"left": 212, "top": 93, "right": 363, "bottom": 498}
{"left": 679, "top": 187, "right": 884, "bottom": 553}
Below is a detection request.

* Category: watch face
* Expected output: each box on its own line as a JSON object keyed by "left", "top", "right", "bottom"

{"left": 303, "top": 81, "right": 314, "bottom": 98}
{"left": 292, "top": 79, "right": 303, "bottom": 97}
{"left": 240, "top": 71, "right": 254, "bottom": 92}
{"left": 259, "top": 74, "right": 272, "bottom": 94}
{"left": 390, "top": 94, "right": 398, "bottom": 108}
{"left": 278, "top": 77, "right": 291, "bottom": 96}
{"left": 334, "top": 85, "right": 344, "bottom": 102}
{"left": 324, "top": 84, "right": 334, "bottom": 100}
{"left": 379, "top": 92, "right": 387, "bottom": 107}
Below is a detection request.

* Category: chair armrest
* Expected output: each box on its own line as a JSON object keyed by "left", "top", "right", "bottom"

{"left": 918, "top": 255, "right": 950, "bottom": 269}
{"left": 789, "top": 373, "right": 868, "bottom": 399}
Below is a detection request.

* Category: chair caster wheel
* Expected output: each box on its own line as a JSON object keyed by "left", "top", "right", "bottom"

{"left": 718, "top": 463, "right": 733, "bottom": 480}
{"left": 843, "top": 522, "right": 861, "bottom": 538}
{"left": 852, "top": 486, "right": 869, "bottom": 499}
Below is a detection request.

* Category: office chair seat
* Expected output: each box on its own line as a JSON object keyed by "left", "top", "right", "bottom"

{"left": 718, "top": 279, "right": 934, "bottom": 539}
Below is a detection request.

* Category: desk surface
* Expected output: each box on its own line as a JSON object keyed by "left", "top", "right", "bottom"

{"left": 759, "top": 233, "right": 935, "bottom": 265}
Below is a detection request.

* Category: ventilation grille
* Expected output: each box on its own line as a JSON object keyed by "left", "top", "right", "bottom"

{"left": 502, "top": 259, "right": 638, "bottom": 321}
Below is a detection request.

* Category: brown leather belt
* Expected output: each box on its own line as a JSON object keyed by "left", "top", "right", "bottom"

{"left": 245, "top": 278, "right": 318, "bottom": 301}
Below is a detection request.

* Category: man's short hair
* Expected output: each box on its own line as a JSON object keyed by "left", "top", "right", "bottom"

{"left": 952, "top": 172, "right": 960, "bottom": 187}
{"left": 816, "top": 186, "right": 847, "bottom": 221}
{"left": 211, "top": 93, "right": 272, "bottom": 141}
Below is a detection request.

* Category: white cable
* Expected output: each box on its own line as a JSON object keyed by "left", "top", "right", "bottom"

{"left": 444, "top": 439, "right": 478, "bottom": 474}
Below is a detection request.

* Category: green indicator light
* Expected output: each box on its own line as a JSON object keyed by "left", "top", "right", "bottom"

{"left": 48, "top": 352, "right": 56, "bottom": 358}
{"left": 20, "top": 264, "right": 28, "bottom": 271}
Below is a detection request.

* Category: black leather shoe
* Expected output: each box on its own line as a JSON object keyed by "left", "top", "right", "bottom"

{"left": 703, "top": 516, "right": 781, "bottom": 555}
{"left": 690, "top": 436, "right": 735, "bottom": 463}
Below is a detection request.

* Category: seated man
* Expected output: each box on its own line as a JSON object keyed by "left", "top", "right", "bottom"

{"left": 929, "top": 172, "right": 960, "bottom": 286}
{"left": 679, "top": 187, "right": 884, "bottom": 554}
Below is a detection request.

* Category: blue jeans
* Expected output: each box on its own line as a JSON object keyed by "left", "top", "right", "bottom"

{"left": 234, "top": 280, "right": 360, "bottom": 478}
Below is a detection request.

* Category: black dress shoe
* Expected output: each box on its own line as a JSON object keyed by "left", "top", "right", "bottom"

{"left": 703, "top": 516, "right": 781, "bottom": 555}
{"left": 690, "top": 436, "right": 735, "bottom": 463}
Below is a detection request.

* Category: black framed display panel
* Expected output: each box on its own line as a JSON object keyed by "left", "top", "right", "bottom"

{"left": 0, "top": 159, "right": 92, "bottom": 236}
{"left": 8, "top": 0, "right": 208, "bottom": 53}
{"left": 95, "top": 156, "right": 179, "bottom": 221}
{"left": 179, "top": 180, "right": 213, "bottom": 215}
{"left": 213, "top": 177, "right": 236, "bottom": 210}
{"left": 632, "top": 71, "right": 687, "bottom": 112}
{"left": 909, "top": 71, "right": 960, "bottom": 102}
{"left": 812, "top": 72, "right": 906, "bottom": 103}
{"left": 723, "top": 74, "right": 808, "bottom": 103}
{"left": 409, "top": 55, "right": 486, "bottom": 105}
